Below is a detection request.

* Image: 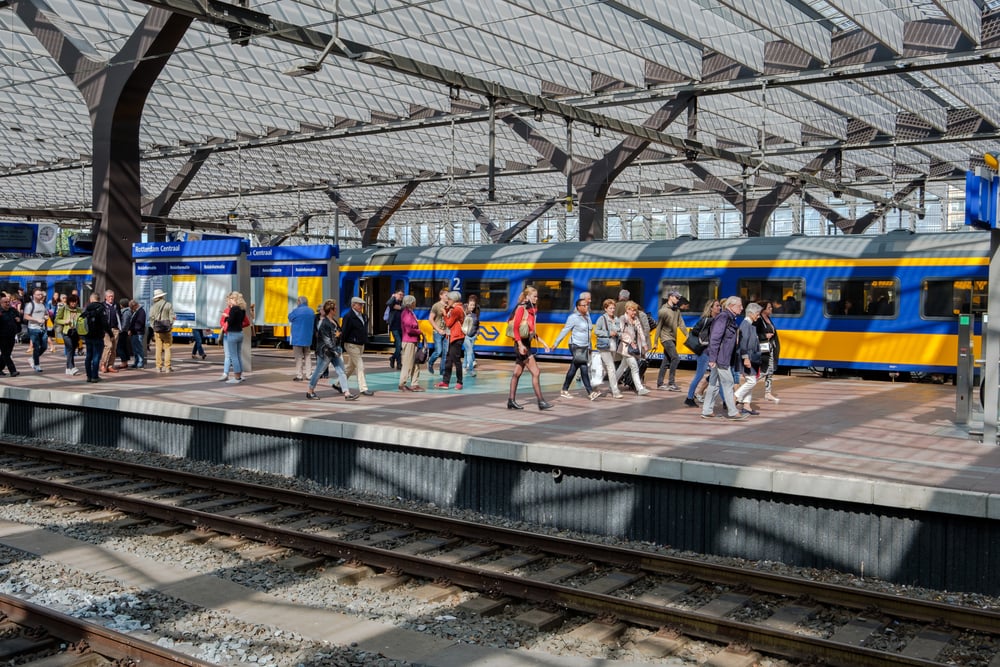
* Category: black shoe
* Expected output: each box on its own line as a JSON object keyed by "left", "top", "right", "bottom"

{"left": 330, "top": 383, "right": 342, "bottom": 394}
{"left": 507, "top": 398, "right": 523, "bottom": 410}
{"left": 305, "top": 392, "right": 320, "bottom": 400}
{"left": 345, "top": 392, "right": 359, "bottom": 401}
{"left": 361, "top": 389, "right": 375, "bottom": 396}
{"left": 538, "top": 400, "right": 553, "bottom": 411}
{"left": 683, "top": 398, "right": 698, "bottom": 407}
{"left": 9, "top": 371, "right": 19, "bottom": 377}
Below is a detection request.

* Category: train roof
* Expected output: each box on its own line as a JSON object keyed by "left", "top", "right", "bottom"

{"left": 0, "top": 256, "right": 92, "bottom": 272}
{"left": 341, "top": 230, "right": 990, "bottom": 268}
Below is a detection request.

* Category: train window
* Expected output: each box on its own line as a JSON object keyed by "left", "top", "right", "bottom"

{"left": 589, "top": 279, "right": 642, "bottom": 309}
{"left": 53, "top": 280, "right": 77, "bottom": 299}
{"left": 739, "top": 279, "right": 804, "bottom": 316}
{"left": 658, "top": 280, "right": 719, "bottom": 310}
{"left": 527, "top": 279, "right": 573, "bottom": 312}
{"left": 408, "top": 280, "right": 447, "bottom": 309}
{"left": 0, "top": 282, "right": 19, "bottom": 297}
{"left": 462, "top": 280, "right": 509, "bottom": 310}
{"left": 825, "top": 278, "right": 898, "bottom": 317}
{"left": 922, "top": 279, "right": 987, "bottom": 319}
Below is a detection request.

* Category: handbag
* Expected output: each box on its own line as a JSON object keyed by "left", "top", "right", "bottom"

{"left": 152, "top": 320, "right": 172, "bottom": 333}
{"left": 683, "top": 338, "right": 706, "bottom": 355}
{"left": 414, "top": 337, "right": 429, "bottom": 364}
{"left": 759, "top": 341, "right": 771, "bottom": 354}
{"left": 571, "top": 345, "right": 590, "bottom": 365}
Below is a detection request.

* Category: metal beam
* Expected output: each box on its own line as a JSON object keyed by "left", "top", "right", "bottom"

{"left": 128, "top": 0, "right": 922, "bottom": 214}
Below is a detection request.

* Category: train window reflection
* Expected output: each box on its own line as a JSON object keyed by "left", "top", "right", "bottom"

{"left": 825, "top": 278, "right": 898, "bottom": 317}
{"left": 658, "top": 280, "right": 718, "bottom": 310}
{"left": 409, "top": 280, "right": 445, "bottom": 309}
{"left": 588, "top": 279, "right": 642, "bottom": 310}
{"left": 462, "top": 280, "right": 508, "bottom": 311}
{"left": 526, "top": 279, "right": 573, "bottom": 312}
{"left": 922, "top": 279, "right": 986, "bottom": 319}
{"left": 740, "top": 279, "right": 803, "bottom": 316}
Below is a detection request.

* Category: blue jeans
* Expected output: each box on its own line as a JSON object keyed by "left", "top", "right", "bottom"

{"left": 428, "top": 331, "right": 447, "bottom": 373}
{"left": 223, "top": 331, "right": 244, "bottom": 375}
{"left": 309, "top": 352, "right": 349, "bottom": 391}
{"left": 131, "top": 334, "right": 145, "bottom": 368}
{"left": 28, "top": 328, "right": 47, "bottom": 367}
{"left": 687, "top": 352, "right": 710, "bottom": 399}
{"left": 390, "top": 328, "right": 402, "bottom": 364}
{"left": 463, "top": 335, "right": 476, "bottom": 371}
{"left": 85, "top": 338, "right": 104, "bottom": 380}
{"left": 192, "top": 329, "right": 205, "bottom": 357}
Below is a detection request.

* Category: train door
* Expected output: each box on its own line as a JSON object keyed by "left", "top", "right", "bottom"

{"left": 359, "top": 275, "right": 394, "bottom": 336}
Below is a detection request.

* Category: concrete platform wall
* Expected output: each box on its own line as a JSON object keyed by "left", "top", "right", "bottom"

{"left": 3, "top": 397, "right": 997, "bottom": 594}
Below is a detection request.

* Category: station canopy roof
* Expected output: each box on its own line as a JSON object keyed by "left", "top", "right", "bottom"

{"left": 3, "top": 0, "right": 1000, "bottom": 242}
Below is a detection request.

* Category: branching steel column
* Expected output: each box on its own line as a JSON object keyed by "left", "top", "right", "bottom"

{"left": 142, "top": 147, "right": 213, "bottom": 241}
{"left": 13, "top": 0, "right": 191, "bottom": 297}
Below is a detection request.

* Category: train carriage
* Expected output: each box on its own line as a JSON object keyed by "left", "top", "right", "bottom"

{"left": 0, "top": 229, "right": 988, "bottom": 377}
{"left": 342, "top": 229, "right": 990, "bottom": 376}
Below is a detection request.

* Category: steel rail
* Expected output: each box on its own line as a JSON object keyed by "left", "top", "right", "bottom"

{"left": 0, "top": 468, "right": 950, "bottom": 667}
{"left": 0, "top": 592, "right": 214, "bottom": 666}
{"left": 2, "top": 442, "right": 997, "bottom": 635}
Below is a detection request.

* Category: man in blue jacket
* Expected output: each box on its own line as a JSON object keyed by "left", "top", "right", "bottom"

{"left": 288, "top": 296, "right": 315, "bottom": 381}
{"left": 701, "top": 295, "right": 746, "bottom": 421}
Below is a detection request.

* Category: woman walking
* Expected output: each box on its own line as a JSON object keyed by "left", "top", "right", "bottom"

{"left": 613, "top": 301, "right": 651, "bottom": 395}
{"left": 306, "top": 299, "right": 356, "bottom": 401}
{"left": 398, "top": 295, "right": 424, "bottom": 391}
{"left": 553, "top": 297, "right": 599, "bottom": 400}
{"left": 755, "top": 300, "right": 780, "bottom": 403}
{"left": 507, "top": 286, "right": 552, "bottom": 410}
{"left": 684, "top": 299, "right": 720, "bottom": 407}
{"left": 733, "top": 302, "right": 763, "bottom": 415}
{"left": 55, "top": 293, "right": 82, "bottom": 375}
{"left": 593, "top": 299, "right": 623, "bottom": 399}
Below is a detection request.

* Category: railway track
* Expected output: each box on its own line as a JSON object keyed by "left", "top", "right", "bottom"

{"left": 0, "top": 441, "right": 997, "bottom": 667}
{"left": 0, "top": 590, "right": 213, "bottom": 666}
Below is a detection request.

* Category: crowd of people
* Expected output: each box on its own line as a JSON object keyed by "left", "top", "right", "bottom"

{"left": 2, "top": 283, "right": 781, "bottom": 418}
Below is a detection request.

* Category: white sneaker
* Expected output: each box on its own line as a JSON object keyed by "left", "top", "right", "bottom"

{"left": 219, "top": 374, "right": 229, "bottom": 381}
{"left": 589, "top": 391, "right": 601, "bottom": 401}
{"left": 560, "top": 390, "right": 573, "bottom": 399}
{"left": 65, "top": 368, "right": 73, "bottom": 375}
{"left": 71, "top": 367, "right": 79, "bottom": 375}
{"left": 637, "top": 387, "right": 651, "bottom": 396}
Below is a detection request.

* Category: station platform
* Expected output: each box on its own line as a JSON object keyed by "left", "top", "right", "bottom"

{"left": 2, "top": 346, "right": 999, "bottom": 593}
{"left": 3, "top": 347, "right": 994, "bottom": 513}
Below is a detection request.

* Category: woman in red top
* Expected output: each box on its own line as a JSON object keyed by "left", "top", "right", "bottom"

{"left": 508, "top": 286, "right": 552, "bottom": 410}
{"left": 438, "top": 291, "right": 465, "bottom": 390}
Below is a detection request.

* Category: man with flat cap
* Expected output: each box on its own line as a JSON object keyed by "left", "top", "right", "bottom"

{"left": 340, "top": 296, "right": 375, "bottom": 396}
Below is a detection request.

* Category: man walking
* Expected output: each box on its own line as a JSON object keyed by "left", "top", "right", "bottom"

{"left": 655, "top": 290, "right": 684, "bottom": 391}
{"left": 341, "top": 296, "right": 375, "bottom": 396}
{"left": 701, "top": 296, "right": 746, "bottom": 421}
{"left": 23, "top": 289, "right": 48, "bottom": 372}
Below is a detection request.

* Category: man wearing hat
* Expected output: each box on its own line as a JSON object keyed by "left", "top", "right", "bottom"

{"left": 149, "top": 288, "right": 175, "bottom": 373}
{"left": 340, "top": 296, "right": 375, "bottom": 396}
{"left": 654, "top": 290, "right": 686, "bottom": 391}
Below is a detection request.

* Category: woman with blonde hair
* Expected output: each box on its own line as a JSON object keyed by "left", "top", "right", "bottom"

{"left": 507, "top": 286, "right": 552, "bottom": 410}
{"left": 220, "top": 291, "right": 248, "bottom": 384}
{"left": 613, "top": 301, "right": 651, "bottom": 395}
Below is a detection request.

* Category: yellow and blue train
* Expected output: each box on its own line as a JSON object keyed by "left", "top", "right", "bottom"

{"left": 0, "top": 229, "right": 988, "bottom": 375}
{"left": 341, "top": 229, "right": 989, "bottom": 375}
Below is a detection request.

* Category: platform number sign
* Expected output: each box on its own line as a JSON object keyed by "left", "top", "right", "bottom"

{"left": 966, "top": 170, "right": 1000, "bottom": 230}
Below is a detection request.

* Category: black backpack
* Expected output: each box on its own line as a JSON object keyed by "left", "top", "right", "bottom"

{"left": 84, "top": 307, "right": 103, "bottom": 336}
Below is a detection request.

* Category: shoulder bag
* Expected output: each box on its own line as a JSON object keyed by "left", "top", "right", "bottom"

{"left": 414, "top": 335, "right": 429, "bottom": 364}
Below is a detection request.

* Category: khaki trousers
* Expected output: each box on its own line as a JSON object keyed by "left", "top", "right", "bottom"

{"left": 399, "top": 341, "right": 421, "bottom": 387}
{"left": 153, "top": 331, "right": 172, "bottom": 370}
{"left": 342, "top": 342, "right": 367, "bottom": 392}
